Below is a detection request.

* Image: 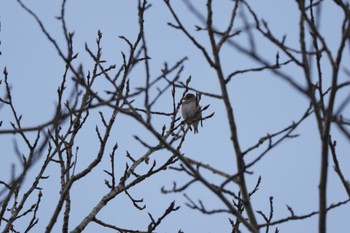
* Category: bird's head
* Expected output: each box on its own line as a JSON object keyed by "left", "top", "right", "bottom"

{"left": 182, "top": 93, "right": 196, "bottom": 104}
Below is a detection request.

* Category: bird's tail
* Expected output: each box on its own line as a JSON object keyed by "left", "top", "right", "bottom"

{"left": 193, "top": 125, "right": 199, "bottom": 134}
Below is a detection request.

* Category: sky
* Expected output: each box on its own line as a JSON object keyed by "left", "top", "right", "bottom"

{"left": 1, "top": 0, "right": 350, "bottom": 232}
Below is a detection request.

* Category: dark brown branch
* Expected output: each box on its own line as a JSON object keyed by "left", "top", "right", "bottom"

{"left": 92, "top": 217, "right": 148, "bottom": 233}
{"left": 164, "top": 0, "right": 215, "bottom": 67}
{"left": 147, "top": 201, "right": 180, "bottom": 232}
{"left": 258, "top": 199, "right": 350, "bottom": 228}
{"left": 329, "top": 138, "right": 350, "bottom": 197}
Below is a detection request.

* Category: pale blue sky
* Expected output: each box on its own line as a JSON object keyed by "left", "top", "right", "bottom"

{"left": 1, "top": 1, "right": 350, "bottom": 232}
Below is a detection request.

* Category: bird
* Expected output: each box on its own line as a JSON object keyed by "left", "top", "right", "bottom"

{"left": 181, "top": 93, "right": 202, "bottom": 134}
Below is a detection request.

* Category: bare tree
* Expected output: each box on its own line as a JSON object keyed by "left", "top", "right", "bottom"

{"left": 1, "top": 0, "right": 350, "bottom": 232}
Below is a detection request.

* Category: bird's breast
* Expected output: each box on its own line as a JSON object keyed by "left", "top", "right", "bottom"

{"left": 182, "top": 102, "right": 196, "bottom": 119}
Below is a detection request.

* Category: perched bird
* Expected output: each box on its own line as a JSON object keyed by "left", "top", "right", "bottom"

{"left": 181, "top": 93, "right": 202, "bottom": 134}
